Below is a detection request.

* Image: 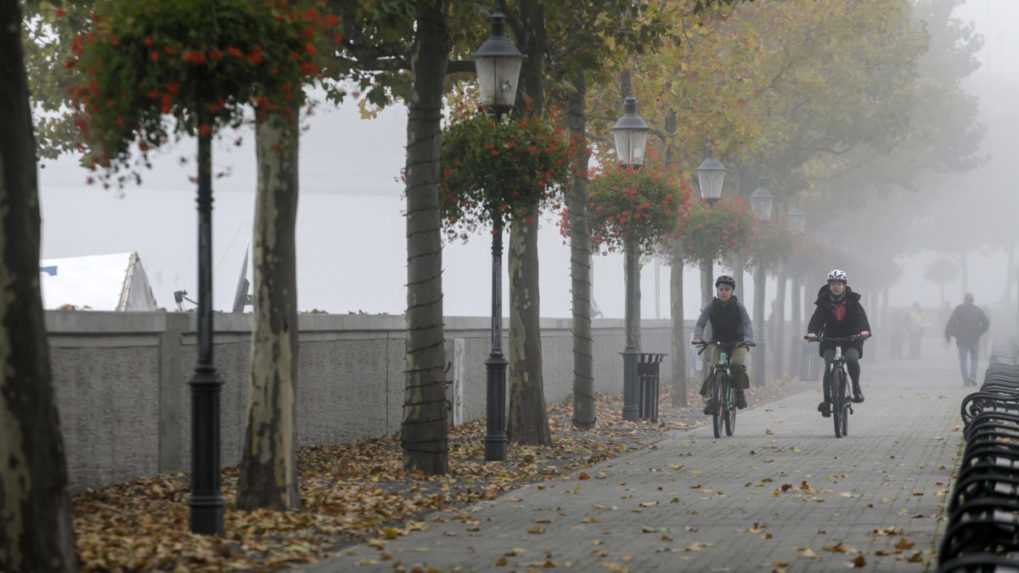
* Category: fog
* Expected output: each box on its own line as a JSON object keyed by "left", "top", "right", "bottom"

{"left": 34, "top": 1, "right": 1019, "bottom": 336}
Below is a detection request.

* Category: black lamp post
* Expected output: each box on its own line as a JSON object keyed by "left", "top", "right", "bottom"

{"left": 613, "top": 96, "right": 650, "bottom": 421}
{"left": 694, "top": 153, "right": 727, "bottom": 308}
{"left": 473, "top": 11, "right": 523, "bottom": 461}
{"left": 749, "top": 185, "right": 773, "bottom": 388}
{"left": 189, "top": 116, "right": 224, "bottom": 534}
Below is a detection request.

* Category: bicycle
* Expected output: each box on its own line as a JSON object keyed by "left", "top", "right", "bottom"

{"left": 693, "top": 340, "right": 754, "bottom": 439}
{"left": 805, "top": 334, "right": 867, "bottom": 439}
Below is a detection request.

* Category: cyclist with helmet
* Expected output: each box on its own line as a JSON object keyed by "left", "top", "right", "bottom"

{"left": 805, "top": 269, "right": 871, "bottom": 417}
{"left": 693, "top": 275, "right": 754, "bottom": 415}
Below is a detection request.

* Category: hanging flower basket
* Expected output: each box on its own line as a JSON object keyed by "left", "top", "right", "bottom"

{"left": 440, "top": 112, "right": 570, "bottom": 242}
{"left": 678, "top": 197, "right": 753, "bottom": 264}
{"left": 582, "top": 165, "right": 687, "bottom": 255}
{"left": 68, "top": 0, "right": 340, "bottom": 181}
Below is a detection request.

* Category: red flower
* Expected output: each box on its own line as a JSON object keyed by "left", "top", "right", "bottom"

{"left": 208, "top": 48, "right": 223, "bottom": 61}
{"left": 110, "top": 35, "right": 119, "bottom": 47}
{"left": 55, "top": 7, "right": 66, "bottom": 17}
{"left": 300, "top": 61, "right": 317, "bottom": 76}
{"left": 160, "top": 94, "right": 172, "bottom": 113}
{"left": 226, "top": 46, "right": 243, "bottom": 58}
{"left": 149, "top": 51, "right": 160, "bottom": 63}
{"left": 144, "top": 36, "right": 154, "bottom": 47}
{"left": 198, "top": 123, "right": 212, "bottom": 138}
{"left": 64, "top": 58, "right": 77, "bottom": 69}
{"left": 247, "top": 48, "right": 264, "bottom": 65}
{"left": 166, "top": 82, "right": 180, "bottom": 96}
{"left": 323, "top": 14, "right": 340, "bottom": 27}
{"left": 304, "top": 42, "right": 317, "bottom": 56}
{"left": 182, "top": 50, "right": 206, "bottom": 64}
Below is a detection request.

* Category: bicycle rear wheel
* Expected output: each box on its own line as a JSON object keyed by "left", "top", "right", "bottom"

{"left": 833, "top": 369, "right": 846, "bottom": 439}
{"left": 724, "top": 382, "right": 735, "bottom": 437}
{"left": 712, "top": 375, "right": 722, "bottom": 439}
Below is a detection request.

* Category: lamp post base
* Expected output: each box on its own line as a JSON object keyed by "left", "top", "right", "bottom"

{"left": 622, "top": 350, "right": 639, "bottom": 421}
{"left": 189, "top": 365, "right": 224, "bottom": 535}
{"left": 484, "top": 354, "right": 508, "bottom": 461}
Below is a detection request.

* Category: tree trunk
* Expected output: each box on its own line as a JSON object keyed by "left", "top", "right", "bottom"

{"left": 734, "top": 254, "right": 746, "bottom": 297}
{"left": 1005, "top": 242, "right": 1015, "bottom": 305}
{"left": 0, "top": 2, "right": 78, "bottom": 569}
{"left": 788, "top": 275, "right": 801, "bottom": 380}
{"left": 700, "top": 259, "right": 713, "bottom": 306}
{"left": 961, "top": 251, "right": 969, "bottom": 296}
{"left": 236, "top": 109, "right": 300, "bottom": 510}
{"left": 752, "top": 264, "right": 767, "bottom": 387}
{"left": 670, "top": 241, "right": 687, "bottom": 406}
{"left": 508, "top": 0, "right": 550, "bottom": 445}
{"left": 772, "top": 263, "right": 787, "bottom": 380}
{"left": 401, "top": 0, "right": 450, "bottom": 474}
{"left": 567, "top": 71, "right": 594, "bottom": 430}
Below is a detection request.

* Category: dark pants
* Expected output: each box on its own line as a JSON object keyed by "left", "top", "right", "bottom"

{"left": 822, "top": 347, "right": 861, "bottom": 401}
{"left": 957, "top": 343, "right": 978, "bottom": 384}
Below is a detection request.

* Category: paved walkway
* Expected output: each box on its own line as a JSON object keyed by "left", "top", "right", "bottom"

{"left": 307, "top": 357, "right": 968, "bottom": 572}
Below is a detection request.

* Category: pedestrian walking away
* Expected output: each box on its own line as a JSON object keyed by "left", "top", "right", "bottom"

{"left": 944, "top": 292, "right": 989, "bottom": 387}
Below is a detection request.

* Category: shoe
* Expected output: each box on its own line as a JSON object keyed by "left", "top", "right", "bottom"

{"left": 703, "top": 398, "right": 717, "bottom": 416}
{"left": 736, "top": 390, "right": 748, "bottom": 409}
{"left": 851, "top": 383, "right": 864, "bottom": 403}
{"left": 818, "top": 401, "right": 831, "bottom": 418}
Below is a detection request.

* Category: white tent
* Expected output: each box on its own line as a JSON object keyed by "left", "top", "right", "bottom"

{"left": 40, "top": 252, "right": 159, "bottom": 311}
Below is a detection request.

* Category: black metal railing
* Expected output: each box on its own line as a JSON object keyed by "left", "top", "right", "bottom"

{"left": 938, "top": 357, "right": 1019, "bottom": 572}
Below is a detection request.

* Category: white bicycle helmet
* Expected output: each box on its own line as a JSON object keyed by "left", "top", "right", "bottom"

{"left": 827, "top": 269, "right": 848, "bottom": 283}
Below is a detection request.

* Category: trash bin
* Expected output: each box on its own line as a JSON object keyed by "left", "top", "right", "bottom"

{"left": 638, "top": 353, "right": 665, "bottom": 422}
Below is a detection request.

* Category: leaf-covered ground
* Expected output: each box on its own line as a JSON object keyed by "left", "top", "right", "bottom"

{"left": 73, "top": 381, "right": 803, "bottom": 572}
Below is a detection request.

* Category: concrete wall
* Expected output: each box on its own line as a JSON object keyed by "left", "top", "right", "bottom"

{"left": 47, "top": 311, "right": 681, "bottom": 490}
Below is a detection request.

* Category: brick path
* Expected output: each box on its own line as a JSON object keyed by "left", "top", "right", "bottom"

{"left": 305, "top": 357, "right": 967, "bottom": 572}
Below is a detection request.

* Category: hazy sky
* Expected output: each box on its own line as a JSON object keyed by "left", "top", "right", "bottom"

{"left": 35, "top": 1, "right": 1019, "bottom": 318}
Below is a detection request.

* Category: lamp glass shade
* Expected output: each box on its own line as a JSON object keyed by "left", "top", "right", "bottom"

{"left": 750, "top": 187, "right": 774, "bottom": 221}
{"left": 696, "top": 157, "right": 726, "bottom": 201}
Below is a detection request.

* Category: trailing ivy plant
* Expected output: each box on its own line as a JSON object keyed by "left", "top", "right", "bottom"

{"left": 439, "top": 111, "right": 570, "bottom": 242}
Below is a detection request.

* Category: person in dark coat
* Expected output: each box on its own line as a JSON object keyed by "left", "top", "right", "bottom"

{"left": 693, "top": 275, "right": 754, "bottom": 414}
{"left": 945, "top": 293, "right": 990, "bottom": 386}
{"left": 805, "top": 269, "right": 872, "bottom": 417}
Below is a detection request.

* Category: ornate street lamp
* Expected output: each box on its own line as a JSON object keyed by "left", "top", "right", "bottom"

{"left": 613, "top": 96, "right": 650, "bottom": 421}
{"left": 750, "top": 186, "right": 774, "bottom": 222}
{"left": 473, "top": 12, "right": 523, "bottom": 118}
{"left": 472, "top": 11, "right": 523, "bottom": 462}
{"left": 696, "top": 154, "right": 727, "bottom": 205}
{"left": 612, "top": 96, "right": 650, "bottom": 168}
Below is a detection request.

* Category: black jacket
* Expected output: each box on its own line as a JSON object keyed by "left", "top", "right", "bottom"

{"left": 807, "top": 285, "right": 871, "bottom": 356}
{"left": 945, "top": 303, "right": 989, "bottom": 346}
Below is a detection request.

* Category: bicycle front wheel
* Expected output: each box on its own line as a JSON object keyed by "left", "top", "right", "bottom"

{"left": 833, "top": 369, "right": 846, "bottom": 439}
{"left": 839, "top": 372, "right": 849, "bottom": 437}
{"left": 724, "top": 382, "right": 736, "bottom": 437}
{"left": 712, "top": 375, "right": 723, "bottom": 439}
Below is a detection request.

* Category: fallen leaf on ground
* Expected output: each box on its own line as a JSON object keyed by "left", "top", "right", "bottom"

{"left": 798, "top": 547, "right": 817, "bottom": 559}
{"left": 527, "top": 525, "right": 546, "bottom": 534}
{"left": 852, "top": 554, "right": 866, "bottom": 568}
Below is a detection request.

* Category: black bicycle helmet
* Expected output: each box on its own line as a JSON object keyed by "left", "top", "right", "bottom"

{"left": 715, "top": 275, "right": 736, "bottom": 289}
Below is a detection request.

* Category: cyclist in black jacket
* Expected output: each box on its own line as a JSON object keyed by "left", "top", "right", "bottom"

{"left": 693, "top": 275, "right": 754, "bottom": 415}
{"left": 806, "top": 269, "right": 871, "bottom": 417}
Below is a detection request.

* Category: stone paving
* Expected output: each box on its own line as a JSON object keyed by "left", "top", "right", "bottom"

{"left": 306, "top": 356, "right": 969, "bottom": 573}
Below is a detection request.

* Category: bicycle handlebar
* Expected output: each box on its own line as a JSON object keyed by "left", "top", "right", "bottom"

{"left": 803, "top": 334, "right": 870, "bottom": 344}
{"left": 692, "top": 340, "right": 756, "bottom": 355}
